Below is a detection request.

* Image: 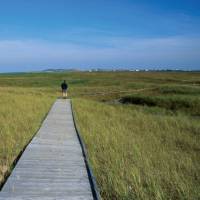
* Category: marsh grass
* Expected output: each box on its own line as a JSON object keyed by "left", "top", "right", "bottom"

{"left": 120, "top": 95, "right": 200, "bottom": 115}
{"left": 73, "top": 99, "right": 200, "bottom": 200}
{"left": 0, "top": 87, "right": 55, "bottom": 185}
{"left": 0, "top": 71, "right": 200, "bottom": 199}
{"left": 119, "top": 84, "right": 200, "bottom": 116}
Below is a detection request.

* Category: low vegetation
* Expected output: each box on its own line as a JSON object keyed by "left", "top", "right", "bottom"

{"left": 0, "top": 87, "right": 55, "bottom": 186}
{"left": 120, "top": 94, "right": 200, "bottom": 115}
{"left": 73, "top": 99, "right": 200, "bottom": 200}
{"left": 0, "top": 71, "right": 200, "bottom": 199}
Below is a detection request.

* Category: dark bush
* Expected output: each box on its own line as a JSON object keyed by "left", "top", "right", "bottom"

{"left": 120, "top": 95, "right": 200, "bottom": 115}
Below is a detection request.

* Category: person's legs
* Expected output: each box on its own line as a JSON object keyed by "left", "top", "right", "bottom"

{"left": 62, "top": 90, "right": 67, "bottom": 98}
{"left": 62, "top": 90, "right": 65, "bottom": 98}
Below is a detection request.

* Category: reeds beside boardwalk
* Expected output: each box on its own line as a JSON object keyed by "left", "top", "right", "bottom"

{"left": 0, "top": 99, "right": 94, "bottom": 200}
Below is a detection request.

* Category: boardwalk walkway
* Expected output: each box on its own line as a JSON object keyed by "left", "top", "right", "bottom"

{"left": 0, "top": 99, "right": 94, "bottom": 200}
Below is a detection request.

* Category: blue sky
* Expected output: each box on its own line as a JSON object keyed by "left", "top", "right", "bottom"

{"left": 0, "top": 0, "right": 200, "bottom": 72}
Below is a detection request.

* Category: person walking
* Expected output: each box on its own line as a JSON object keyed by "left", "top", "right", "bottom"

{"left": 61, "top": 80, "right": 68, "bottom": 98}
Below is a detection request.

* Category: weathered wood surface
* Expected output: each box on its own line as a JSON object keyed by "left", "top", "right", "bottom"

{"left": 0, "top": 99, "right": 93, "bottom": 200}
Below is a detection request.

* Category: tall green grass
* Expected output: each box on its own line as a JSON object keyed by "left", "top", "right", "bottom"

{"left": 0, "top": 87, "right": 55, "bottom": 185}
{"left": 0, "top": 71, "right": 200, "bottom": 199}
{"left": 73, "top": 99, "right": 200, "bottom": 200}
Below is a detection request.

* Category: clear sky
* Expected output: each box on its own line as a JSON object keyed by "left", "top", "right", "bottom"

{"left": 0, "top": 0, "right": 200, "bottom": 72}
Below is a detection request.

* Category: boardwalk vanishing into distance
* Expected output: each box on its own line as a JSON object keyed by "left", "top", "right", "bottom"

{"left": 0, "top": 99, "right": 98, "bottom": 200}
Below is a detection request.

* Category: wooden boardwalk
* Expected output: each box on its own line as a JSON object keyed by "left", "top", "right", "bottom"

{"left": 0, "top": 99, "right": 94, "bottom": 200}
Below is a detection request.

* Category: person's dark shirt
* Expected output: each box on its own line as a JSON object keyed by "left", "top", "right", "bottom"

{"left": 61, "top": 82, "right": 68, "bottom": 90}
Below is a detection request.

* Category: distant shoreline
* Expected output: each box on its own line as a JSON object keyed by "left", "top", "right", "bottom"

{"left": 0, "top": 69, "right": 200, "bottom": 74}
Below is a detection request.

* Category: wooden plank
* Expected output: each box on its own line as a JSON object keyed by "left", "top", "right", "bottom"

{"left": 0, "top": 99, "right": 94, "bottom": 200}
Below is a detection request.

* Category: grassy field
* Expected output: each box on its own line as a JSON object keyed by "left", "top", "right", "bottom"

{"left": 73, "top": 99, "right": 200, "bottom": 200}
{"left": 0, "top": 87, "right": 56, "bottom": 186}
{"left": 0, "top": 71, "right": 200, "bottom": 199}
